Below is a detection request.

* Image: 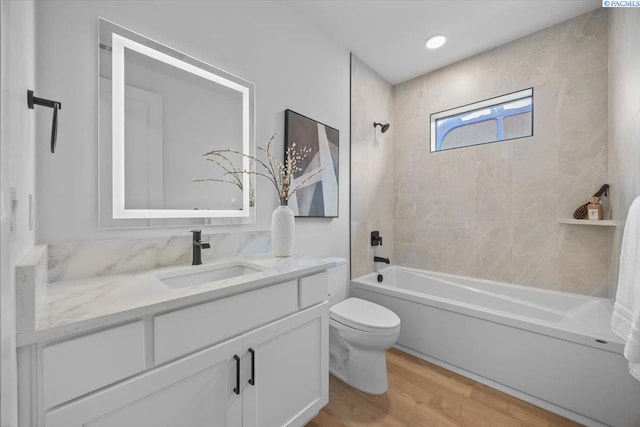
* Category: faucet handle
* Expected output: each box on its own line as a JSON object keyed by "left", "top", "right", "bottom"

{"left": 371, "top": 231, "right": 383, "bottom": 247}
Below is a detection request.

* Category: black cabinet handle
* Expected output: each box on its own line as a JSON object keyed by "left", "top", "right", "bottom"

{"left": 233, "top": 355, "right": 240, "bottom": 395}
{"left": 248, "top": 348, "right": 255, "bottom": 386}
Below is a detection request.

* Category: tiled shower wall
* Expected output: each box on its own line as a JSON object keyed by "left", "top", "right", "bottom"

{"left": 350, "top": 55, "right": 394, "bottom": 278}
{"left": 608, "top": 9, "right": 640, "bottom": 295}
{"left": 391, "top": 10, "right": 612, "bottom": 296}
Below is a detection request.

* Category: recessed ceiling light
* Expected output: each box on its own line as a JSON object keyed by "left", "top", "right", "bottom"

{"left": 425, "top": 35, "right": 446, "bottom": 50}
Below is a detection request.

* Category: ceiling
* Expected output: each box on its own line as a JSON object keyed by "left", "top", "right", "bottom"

{"left": 288, "top": 0, "right": 601, "bottom": 85}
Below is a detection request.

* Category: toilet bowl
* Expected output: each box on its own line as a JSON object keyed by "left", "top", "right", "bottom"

{"left": 329, "top": 297, "right": 400, "bottom": 394}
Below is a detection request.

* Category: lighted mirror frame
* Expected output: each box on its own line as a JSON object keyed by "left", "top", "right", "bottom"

{"left": 100, "top": 18, "right": 255, "bottom": 223}
{"left": 430, "top": 88, "right": 533, "bottom": 152}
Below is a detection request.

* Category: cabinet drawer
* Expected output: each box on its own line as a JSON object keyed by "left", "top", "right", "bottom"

{"left": 42, "top": 321, "right": 145, "bottom": 409}
{"left": 298, "top": 271, "right": 328, "bottom": 309}
{"left": 154, "top": 280, "right": 298, "bottom": 364}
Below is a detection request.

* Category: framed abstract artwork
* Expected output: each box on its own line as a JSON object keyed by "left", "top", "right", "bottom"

{"left": 284, "top": 109, "right": 339, "bottom": 217}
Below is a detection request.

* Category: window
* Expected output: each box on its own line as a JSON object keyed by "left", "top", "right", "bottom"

{"left": 430, "top": 88, "right": 533, "bottom": 152}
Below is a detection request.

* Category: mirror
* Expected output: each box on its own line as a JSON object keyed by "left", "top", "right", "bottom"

{"left": 99, "top": 18, "right": 255, "bottom": 228}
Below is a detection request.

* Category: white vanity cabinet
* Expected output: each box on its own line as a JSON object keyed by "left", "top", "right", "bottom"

{"left": 45, "top": 336, "right": 244, "bottom": 427}
{"left": 242, "top": 303, "right": 328, "bottom": 427}
{"left": 20, "top": 270, "right": 330, "bottom": 427}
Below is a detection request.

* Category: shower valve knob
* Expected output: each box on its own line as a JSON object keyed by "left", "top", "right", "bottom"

{"left": 371, "top": 231, "right": 383, "bottom": 246}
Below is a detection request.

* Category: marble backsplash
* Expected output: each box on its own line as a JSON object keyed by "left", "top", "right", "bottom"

{"left": 16, "top": 246, "right": 48, "bottom": 333}
{"left": 48, "top": 230, "right": 271, "bottom": 282}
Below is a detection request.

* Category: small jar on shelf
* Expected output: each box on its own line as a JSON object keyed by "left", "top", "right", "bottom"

{"left": 587, "top": 196, "right": 604, "bottom": 220}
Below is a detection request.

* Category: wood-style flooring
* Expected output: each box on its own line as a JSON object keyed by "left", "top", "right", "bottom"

{"left": 307, "top": 348, "right": 581, "bottom": 427}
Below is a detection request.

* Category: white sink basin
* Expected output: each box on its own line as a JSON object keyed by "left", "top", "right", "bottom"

{"left": 158, "top": 263, "right": 263, "bottom": 289}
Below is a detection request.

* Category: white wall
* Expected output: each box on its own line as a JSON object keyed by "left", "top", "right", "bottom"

{"left": 35, "top": 1, "right": 350, "bottom": 262}
{"left": 0, "top": 0, "right": 36, "bottom": 424}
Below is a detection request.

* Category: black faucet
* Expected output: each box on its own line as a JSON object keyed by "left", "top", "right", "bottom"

{"left": 374, "top": 256, "right": 390, "bottom": 264}
{"left": 191, "top": 229, "right": 211, "bottom": 265}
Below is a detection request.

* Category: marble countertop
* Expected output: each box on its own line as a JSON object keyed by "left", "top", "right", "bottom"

{"left": 17, "top": 255, "right": 345, "bottom": 346}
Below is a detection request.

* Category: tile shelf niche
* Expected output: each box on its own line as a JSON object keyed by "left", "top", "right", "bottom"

{"left": 557, "top": 218, "right": 617, "bottom": 227}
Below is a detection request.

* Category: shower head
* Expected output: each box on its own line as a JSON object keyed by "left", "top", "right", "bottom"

{"left": 373, "top": 122, "right": 390, "bottom": 133}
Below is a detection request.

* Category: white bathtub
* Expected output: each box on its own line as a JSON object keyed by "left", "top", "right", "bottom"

{"left": 350, "top": 266, "right": 640, "bottom": 427}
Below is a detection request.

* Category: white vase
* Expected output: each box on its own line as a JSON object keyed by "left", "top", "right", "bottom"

{"left": 271, "top": 204, "right": 295, "bottom": 257}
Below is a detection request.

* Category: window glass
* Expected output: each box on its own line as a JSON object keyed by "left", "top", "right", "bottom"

{"left": 430, "top": 88, "right": 533, "bottom": 152}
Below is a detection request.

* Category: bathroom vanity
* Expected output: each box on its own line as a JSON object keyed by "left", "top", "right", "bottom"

{"left": 16, "top": 249, "right": 343, "bottom": 427}
{"left": 11, "top": 15, "right": 346, "bottom": 427}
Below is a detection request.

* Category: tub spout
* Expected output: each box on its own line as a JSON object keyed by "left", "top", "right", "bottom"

{"left": 374, "top": 256, "right": 390, "bottom": 264}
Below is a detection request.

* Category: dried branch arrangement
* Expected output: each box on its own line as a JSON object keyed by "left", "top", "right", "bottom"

{"left": 198, "top": 133, "right": 323, "bottom": 206}
{"left": 194, "top": 152, "right": 255, "bottom": 207}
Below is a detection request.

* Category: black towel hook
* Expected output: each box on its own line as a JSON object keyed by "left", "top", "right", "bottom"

{"left": 27, "top": 90, "right": 61, "bottom": 153}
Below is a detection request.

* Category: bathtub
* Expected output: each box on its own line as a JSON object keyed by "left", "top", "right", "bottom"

{"left": 350, "top": 266, "right": 640, "bottom": 427}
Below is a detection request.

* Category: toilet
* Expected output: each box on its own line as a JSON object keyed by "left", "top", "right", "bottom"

{"left": 329, "top": 297, "right": 401, "bottom": 395}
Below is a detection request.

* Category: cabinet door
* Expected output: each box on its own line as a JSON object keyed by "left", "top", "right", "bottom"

{"left": 242, "top": 303, "right": 328, "bottom": 427}
{"left": 45, "top": 336, "right": 243, "bottom": 427}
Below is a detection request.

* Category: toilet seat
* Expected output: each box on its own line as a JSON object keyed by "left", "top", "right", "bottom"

{"left": 330, "top": 298, "right": 400, "bottom": 333}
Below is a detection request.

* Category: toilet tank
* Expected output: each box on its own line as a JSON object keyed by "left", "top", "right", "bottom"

{"left": 327, "top": 263, "right": 348, "bottom": 306}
